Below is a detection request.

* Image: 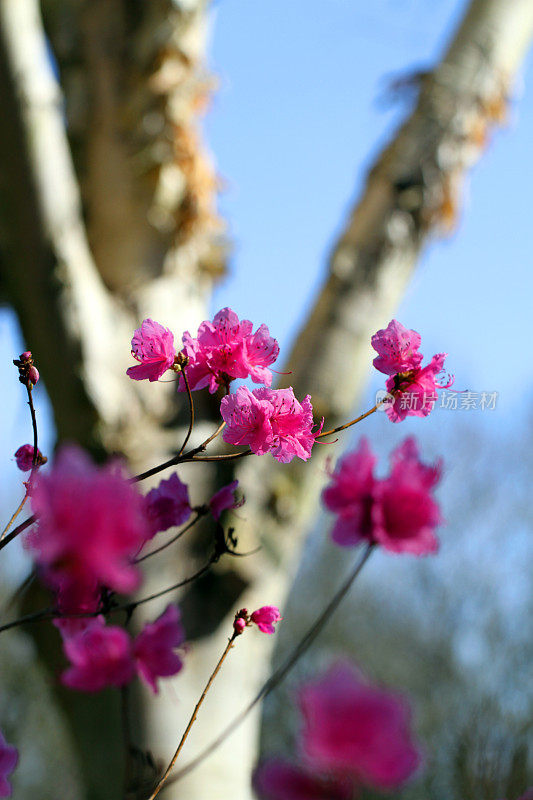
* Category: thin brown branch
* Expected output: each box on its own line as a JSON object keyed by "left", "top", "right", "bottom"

{"left": 147, "top": 632, "right": 238, "bottom": 799}
{"left": 134, "top": 510, "right": 206, "bottom": 564}
{"left": 169, "top": 544, "right": 374, "bottom": 786}
{"left": 317, "top": 404, "right": 378, "bottom": 440}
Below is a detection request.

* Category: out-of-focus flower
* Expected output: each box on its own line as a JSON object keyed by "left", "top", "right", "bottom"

{"left": 133, "top": 605, "right": 185, "bottom": 693}
{"left": 127, "top": 319, "right": 176, "bottom": 382}
{"left": 221, "top": 386, "right": 320, "bottom": 463}
{"left": 14, "top": 444, "right": 46, "bottom": 472}
{"left": 250, "top": 606, "right": 282, "bottom": 635}
{"left": 371, "top": 320, "right": 422, "bottom": 376}
{"left": 144, "top": 473, "right": 191, "bottom": 538}
{"left": 322, "top": 437, "right": 442, "bottom": 555}
{"left": 253, "top": 758, "right": 352, "bottom": 800}
{"left": 209, "top": 480, "right": 244, "bottom": 520}
{"left": 27, "top": 446, "right": 148, "bottom": 596}
{"left": 0, "top": 730, "right": 18, "bottom": 798}
{"left": 178, "top": 308, "right": 279, "bottom": 393}
{"left": 61, "top": 619, "right": 135, "bottom": 692}
{"left": 300, "top": 662, "right": 422, "bottom": 791}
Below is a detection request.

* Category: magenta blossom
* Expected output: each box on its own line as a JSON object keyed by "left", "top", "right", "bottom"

{"left": 178, "top": 307, "right": 279, "bottom": 393}
{"left": 0, "top": 731, "right": 18, "bottom": 798}
{"left": 371, "top": 320, "right": 453, "bottom": 422}
{"left": 27, "top": 446, "right": 148, "bottom": 596}
{"left": 300, "top": 662, "right": 422, "bottom": 791}
{"left": 221, "top": 386, "right": 321, "bottom": 463}
{"left": 61, "top": 619, "right": 135, "bottom": 692}
{"left": 253, "top": 759, "right": 353, "bottom": 800}
{"left": 127, "top": 318, "right": 176, "bottom": 382}
{"left": 322, "top": 437, "right": 442, "bottom": 555}
{"left": 133, "top": 605, "right": 185, "bottom": 693}
{"left": 209, "top": 480, "right": 244, "bottom": 521}
{"left": 14, "top": 444, "right": 45, "bottom": 472}
{"left": 144, "top": 473, "right": 191, "bottom": 539}
{"left": 250, "top": 606, "right": 282, "bottom": 635}
{"left": 371, "top": 320, "right": 423, "bottom": 376}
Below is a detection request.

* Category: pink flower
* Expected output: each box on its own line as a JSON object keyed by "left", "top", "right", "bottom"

{"left": 221, "top": 386, "right": 320, "bottom": 463}
{"left": 144, "top": 473, "right": 191, "bottom": 539}
{"left": 299, "top": 662, "right": 422, "bottom": 791}
{"left": 371, "top": 320, "right": 453, "bottom": 422}
{"left": 0, "top": 730, "right": 18, "bottom": 798}
{"left": 209, "top": 480, "right": 244, "bottom": 521}
{"left": 322, "top": 437, "right": 442, "bottom": 555}
{"left": 27, "top": 446, "right": 148, "bottom": 596}
{"left": 250, "top": 606, "right": 282, "bottom": 634}
{"left": 61, "top": 619, "right": 135, "bottom": 692}
{"left": 14, "top": 444, "right": 45, "bottom": 472}
{"left": 385, "top": 353, "right": 453, "bottom": 423}
{"left": 371, "top": 320, "right": 423, "bottom": 376}
{"left": 253, "top": 759, "right": 353, "bottom": 800}
{"left": 127, "top": 319, "right": 176, "bottom": 382}
{"left": 220, "top": 386, "right": 274, "bottom": 454}
{"left": 178, "top": 308, "right": 279, "bottom": 393}
{"left": 133, "top": 605, "right": 185, "bottom": 693}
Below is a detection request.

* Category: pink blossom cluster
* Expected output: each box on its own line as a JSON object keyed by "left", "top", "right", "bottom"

{"left": 60, "top": 605, "right": 184, "bottom": 694}
{"left": 372, "top": 320, "right": 453, "bottom": 422}
{"left": 233, "top": 606, "right": 283, "bottom": 636}
{"left": 254, "top": 661, "right": 422, "bottom": 799}
{"left": 179, "top": 307, "right": 280, "bottom": 393}
{"left": 221, "top": 386, "right": 321, "bottom": 463}
{"left": 323, "top": 437, "right": 442, "bottom": 555}
{"left": 0, "top": 731, "right": 18, "bottom": 798}
{"left": 126, "top": 309, "right": 280, "bottom": 392}
{"left": 26, "top": 447, "right": 150, "bottom": 615}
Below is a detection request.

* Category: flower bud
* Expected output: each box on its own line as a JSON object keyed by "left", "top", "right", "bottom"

{"left": 28, "top": 366, "right": 40, "bottom": 385}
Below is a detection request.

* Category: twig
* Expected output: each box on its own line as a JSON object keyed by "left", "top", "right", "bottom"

{"left": 134, "top": 510, "right": 206, "bottom": 564}
{"left": 0, "top": 381, "right": 40, "bottom": 541}
{"left": 0, "top": 513, "right": 36, "bottom": 553}
{"left": 147, "top": 631, "right": 238, "bottom": 799}
{"left": 168, "top": 544, "right": 374, "bottom": 786}
{"left": 317, "top": 403, "right": 378, "bottom": 439}
{"left": 0, "top": 560, "right": 216, "bottom": 635}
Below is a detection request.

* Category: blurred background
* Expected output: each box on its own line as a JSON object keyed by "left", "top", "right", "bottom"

{"left": 1, "top": 0, "right": 532, "bottom": 798}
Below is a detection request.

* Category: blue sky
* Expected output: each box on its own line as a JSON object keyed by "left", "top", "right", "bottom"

{"left": 2, "top": 0, "right": 533, "bottom": 533}
{"left": 207, "top": 0, "right": 533, "bottom": 414}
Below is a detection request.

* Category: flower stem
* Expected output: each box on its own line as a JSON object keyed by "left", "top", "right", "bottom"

{"left": 317, "top": 404, "right": 378, "bottom": 439}
{"left": 168, "top": 544, "right": 374, "bottom": 786}
{"left": 0, "top": 382, "right": 40, "bottom": 541}
{"left": 147, "top": 632, "right": 239, "bottom": 800}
